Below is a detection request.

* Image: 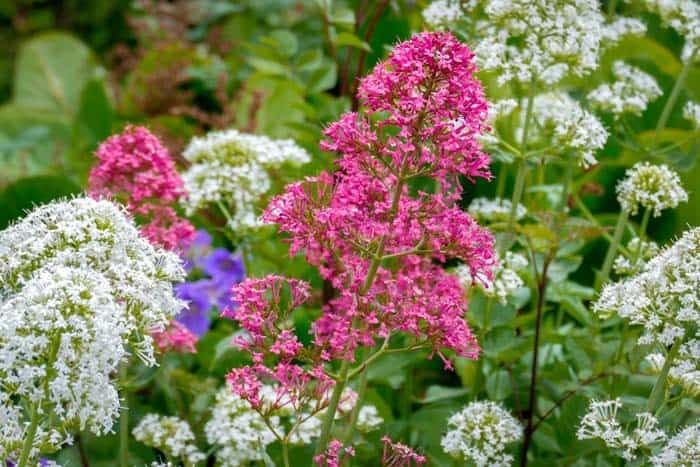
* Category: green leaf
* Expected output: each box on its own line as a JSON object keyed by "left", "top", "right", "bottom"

{"left": 306, "top": 60, "right": 337, "bottom": 94}
{"left": 13, "top": 32, "right": 102, "bottom": 116}
{"left": 334, "top": 32, "right": 372, "bottom": 52}
{"left": 248, "top": 57, "right": 290, "bottom": 77}
{"left": 419, "top": 385, "right": 470, "bottom": 404}
{"left": 485, "top": 369, "right": 512, "bottom": 400}
{"left": 603, "top": 36, "right": 681, "bottom": 77}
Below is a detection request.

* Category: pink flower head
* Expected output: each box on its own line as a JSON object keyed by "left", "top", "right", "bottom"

{"left": 152, "top": 320, "right": 198, "bottom": 354}
{"left": 381, "top": 436, "right": 427, "bottom": 466}
{"left": 88, "top": 125, "right": 195, "bottom": 250}
{"left": 314, "top": 440, "right": 354, "bottom": 467}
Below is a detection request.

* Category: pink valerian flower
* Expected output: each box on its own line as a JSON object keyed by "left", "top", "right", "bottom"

{"left": 88, "top": 125, "right": 195, "bottom": 250}
{"left": 152, "top": 320, "right": 198, "bottom": 353}
{"left": 381, "top": 436, "right": 426, "bottom": 466}
{"left": 263, "top": 32, "right": 495, "bottom": 361}
{"left": 314, "top": 440, "right": 355, "bottom": 467}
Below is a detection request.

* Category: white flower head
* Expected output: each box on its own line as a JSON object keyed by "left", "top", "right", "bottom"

{"left": 468, "top": 197, "right": 527, "bottom": 224}
{"left": 683, "top": 101, "right": 700, "bottom": 127}
{"left": 601, "top": 16, "right": 648, "bottom": 47}
{"left": 613, "top": 237, "right": 661, "bottom": 276}
{"left": 441, "top": 400, "right": 522, "bottom": 467}
{"left": 133, "top": 414, "right": 205, "bottom": 466}
{"left": 181, "top": 129, "right": 310, "bottom": 231}
{"left": 588, "top": 61, "right": 662, "bottom": 116}
{"left": 422, "top": 0, "right": 464, "bottom": 30}
{"left": 0, "top": 197, "right": 185, "bottom": 458}
{"left": 616, "top": 162, "right": 688, "bottom": 217}
{"left": 651, "top": 423, "right": 700, "bottom": 466}
{"left": 643, "top": 0, "right": 700, "bottom": 57}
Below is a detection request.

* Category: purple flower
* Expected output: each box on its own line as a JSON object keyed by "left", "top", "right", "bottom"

{"left": 183, "top": 229, "right": 213, "bottom": 271}
{"left": 203, "top": 248, "right": 245, "bottom": 282}
{"left": 175, "top": 280, "right": 214, "bottom": 337}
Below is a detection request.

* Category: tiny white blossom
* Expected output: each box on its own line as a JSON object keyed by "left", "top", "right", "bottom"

{"left": 456, "top": 251, "right": 527, "bottom": 304}
{"left": 422, "top": 0, "right": 464, "bottom": 30}
{"left": 615, "top": 162, "right": 688, "bottom": 217}
{"left": 651, "top": 423, "right": 700, "bottom": 466}
{"left": 643, "top": 0, "right": 700, "bottom": 60}
{"left": 588, "top": 61, "right": 662, "bottom": 116}
{"left": 683, "top": 101, "right": 700, "bottom": 127}
{"left": 441, "top": 400, "right": 522, "bottom": 467}
{"left": 181, "top": 129, "right": 310, "bottom": 230}
{"left": 613, "top": 237, "right": 660, "bottom": 276}
{"left": 357, "top": 405, "right": 384, "bottom": 432}
{"left": 133, "top": 414, "right": 205, "bottom": 466}
{"left": 601, "top": 16, "right": 648, "bottom": 47}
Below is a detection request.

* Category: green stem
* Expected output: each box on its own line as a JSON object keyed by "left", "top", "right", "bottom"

{"left": 508, "top": 158, "right": 528, "bottom": 231}
{"left": 607, "top": 0, "right": 618, "bottom": 17}
{"left": 633, "top": 208, "right": 652, "bottom": 266}
{"left": 646, "top": 341, "right": 680, "bottom": 413}
{"left": 119, "top": 363, "right": 130, "bottom": 467}
{"left": 656, "top": 48, "right": 697, "bottom": 134}
{"left": 315, "top": 359, "right": 351, "bottom": 456}
{"left": 282, "top": 442, "right": 291, "bottom": 467}
{"left": 342, "top": 367, "right": 369, "bottom": 444}
{"left": 17, "top": 405, "right": 40, "bottom": 467}
{"left": 597, "top": 210, "right": 629, "bottom": 289}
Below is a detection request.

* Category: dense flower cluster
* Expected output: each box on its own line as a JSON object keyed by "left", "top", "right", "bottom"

{"left": 646, "top": 338, "right": 700, "bottom": 397}
{"left": 588, "top": 61, "right": 662, "bottom": 116}
{"left": 0, "top": 198, "right": 185, "bottom": 460}
{"left": 473, "top": 0, "right": 604, "bottom": 86}
{"left": 531, "top": 93, "right": 608, "bottom": 167}
{"left": 132, "top": 414, "right": 204, "bottom": 466}
{"left": 441, "top": 401, "right": 522, "bottom": 467}
{"left": 615, "top": 162, "right": 688, "bottom": 217}
{"left": 88, "top": 125, "right": 195, "bottom": 250}
{"left": 595, "top": 227, "right": 700, "bottom": 347}
{"left": 577, "top": 399, "right": 666, "bottom": 461}
{"left": 643, "top": 0, "right": 700, "bottom": 63}
{"left": 612, "top": 237, "right": 660, "bottom": 277}
{"left": 468, "top": 197, "right": 527, "bottom": 224}
{"left": 181, "top": 129, "right": 311, "bottom": 230}
{"left": 264, "top": 32, "right": 495, "bottom": 365}
{"left": 422, "top": 0, "right": 464, "bottom": 30}
{"left": 600, "top": 16, "right": 647, "bottom": 46}
{"left": 651, "top": 423, "right": 700, "bottom": 466}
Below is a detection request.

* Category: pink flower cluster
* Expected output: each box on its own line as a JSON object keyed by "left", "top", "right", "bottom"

{"left": 152, "top": 320, "right": 198, "bottom": 353}
{"left": 263, "top": 32, "right": 495, "bottom": 363}
{"left": 314, "top": 440, "right": 355, "bottom": 467}
{"left": 88, "top": 125, "right": 195, "bottom": 250}
{"left": 381, "top": 436, "right": 426, "bottom": 466}
{"left": 225, "top": 277, "right": 334, "bottom": 412}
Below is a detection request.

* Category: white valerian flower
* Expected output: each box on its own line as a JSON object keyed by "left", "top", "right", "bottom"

{"left": 0, "top": 197, "right": 185, "bottom": 460}
{"left": 357, "top": 405, "right": 384, "bottom": 432}
{"left": 615, "top": 162, "right": 688, "bottom": 217}
{"left": 181, "top": 129, "right": 310, "bottom": 230}
{"left": 646, "top": 339, "right": 700, "bottom": 397}
{"left": 205, "top": 387, "right": 282, "bottom": 467}
{"left": 613, "top": 237, "right": 661, "bottom": 276}
{"left": 531, "top": 93, "right": 608, "bottom": 167}
{"left": 468, "top": 197, "right": 527, "bottom": 224}
{"left": 683, "top": 101, "right": 700, "bottom": 127}
{"left": 473, "top": 0, "right": 604, "bottom": 86}
{"left": 441, "top": 400, "right": 522, "bottom": 467}
{"left": 643, "top": 0, "right": 700, "bottom": 62}
{"left": 651, "top": 423, "right": 700, "bottom": 466}
{"left": 588, "top": 61, "right": 662, "bottom": 116}
{"left": 600, "top": 16, "right": 648, "bottom": 47}
{"left": 457, "top": 251, "right": 527, "bottom": 304}
{"left": 133, "top": 414, "right": 205, "bottom": 466}
{"left": 594, "top": 227, "right": 700, "bottom": 348}
{"left": 422, "top": 0, "right": 464, "bottom": 30}
{"left": 577, "top": 399, "right": 666, "bottom": 461}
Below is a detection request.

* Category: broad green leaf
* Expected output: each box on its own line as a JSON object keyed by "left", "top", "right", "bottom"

{"left": 419, "top": 385, "right": 470, "bottom": 404}
{"left": 13, "top": 32, "right": 102, "bottom": 116}
{"left": 485, "top": 369, "right": 512, "bottom": 400}
{"left": 334, "top": 32, "right": 372, "bottom": 52}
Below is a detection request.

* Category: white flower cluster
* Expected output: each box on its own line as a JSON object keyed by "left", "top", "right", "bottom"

{"left": 422, "top": 0, "right": 464, "bottom": 30}
{"left": 683, "top": 101, "right": 700, "bottom": 127}
{"left": 577, "top": 399, "right": 666, "bottom": 461}
{"left": 600, "top": 16, "right": 648, "bottom": 47}
{"left": 646, "top": 339, "right": 700, "bottom": 397}
{"left": 594, "top": 227, "right": 700, "bottom": 347}
{"left": 205, "top": 387, "right": 281, "bottom": 467}
{"left": 615, "top": 162, "right": 688, "bottom": 217}
{"left": 588, "top": 61, "right": 662, "bottom": 116}
{"left": 643, "top": 0, "right": 700, "bottom": 63}
{"left": 455, "top": 251, "right": 527, "bottom": 303}
{"left": 474, "top": 0, "right": 604, "bottom": 86}
{"left": 441, "top": 400, "right": 522, "bottom": 467}
{"left": 468, "top": 197, "right": 527, "bottom": 224}
{"left": 357, "top": 405, "right": 384, "bottom": 432}
{"left": 0, "top": 198, "right": 185, "bottom": 459}
{"left": 651, "top": 423, "right": 700, "bottom": 466}
{"left": 181, "top": 129, "right": 311, "bottom": 230}
{"left": 613, "top": 237, "right": 660, "bottom": 276}
{"left": 532, "top": 93, "right": 608, "bottom": 167}
{"left": 132, "top": 414, "right": 205, "bottom": 466}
